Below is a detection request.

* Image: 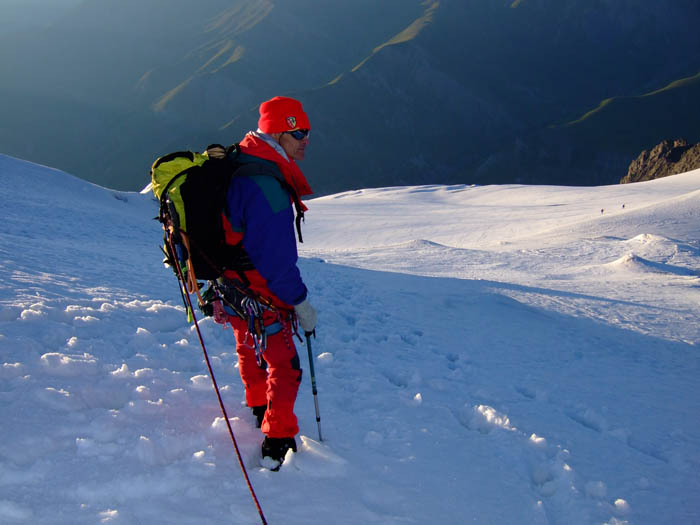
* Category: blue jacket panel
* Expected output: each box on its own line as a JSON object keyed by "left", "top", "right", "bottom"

{"left": 224, "top": 157, "right": 307, "bottom": 306}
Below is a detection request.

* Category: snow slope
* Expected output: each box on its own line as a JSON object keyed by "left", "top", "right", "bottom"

{"left": 0, "top": 153, "right": 698, "bottom": 524}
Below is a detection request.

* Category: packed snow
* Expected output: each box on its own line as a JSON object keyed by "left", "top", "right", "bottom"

{"left": 0, "top": 153, "right": 698, "bottom": 524}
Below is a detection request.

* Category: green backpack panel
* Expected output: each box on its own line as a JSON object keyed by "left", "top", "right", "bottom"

{"left": 150, "top": 145, "right": 248, "bottom": 282}
{"left": 150, "top": 150, "right": 210, "bottom": 233}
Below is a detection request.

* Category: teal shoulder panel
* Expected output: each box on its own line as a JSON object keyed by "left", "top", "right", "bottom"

{"left": 233, "top": 155, "right": 290, "bottom": 214}
{"left": 249, "top": 174, "right": 290, "bottom": 213}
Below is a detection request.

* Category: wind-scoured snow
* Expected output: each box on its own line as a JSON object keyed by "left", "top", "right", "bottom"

{"left": 0, "top": 153, "right": 698, "bottom": 524}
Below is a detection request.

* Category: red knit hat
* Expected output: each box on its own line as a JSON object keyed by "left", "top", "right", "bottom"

{"left": 257, "top": 96, "right": 311, "bottom": 134}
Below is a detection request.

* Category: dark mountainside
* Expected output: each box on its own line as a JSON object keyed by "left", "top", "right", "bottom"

{"left": 0, "top": 0, "right": 699, "bottom": 195}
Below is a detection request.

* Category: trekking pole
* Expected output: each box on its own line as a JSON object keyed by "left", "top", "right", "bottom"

{"left": 305, "top": 331, "right": 323, "bottom": 441}
{"left": 168, "top": 238, "right": 267, "bottom": 525}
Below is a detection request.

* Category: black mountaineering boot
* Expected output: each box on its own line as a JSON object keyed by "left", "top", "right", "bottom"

{"left": 251, "top": 405, "right": 266, "bottom": 428}
{"left": 261, "top": 437, "right": 297, "bottom": 471}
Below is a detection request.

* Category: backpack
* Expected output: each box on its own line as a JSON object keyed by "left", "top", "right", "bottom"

{"left": 151, "top": 144, "right": 250, "bottom": 287}
{"left": 150, "top": 143, "right": 306, "bottom": 316}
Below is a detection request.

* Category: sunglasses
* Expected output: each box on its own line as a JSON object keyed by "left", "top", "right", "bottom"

{"left": 285, "top": 129, "right": 310, "bottom": 140}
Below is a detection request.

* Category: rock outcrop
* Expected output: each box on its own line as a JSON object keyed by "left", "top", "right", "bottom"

{"left": 621, "top": 139, "right": 700, "bottom": 183}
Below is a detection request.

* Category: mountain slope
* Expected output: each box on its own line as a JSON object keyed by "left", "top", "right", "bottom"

{"left": 1, "top": 154, "right": 699, "bottom": 523}
{"left": 474, "top": 68, "right": 700, "bottom": 187}
{"left": 298, "top": 0, "right": 700, "bottom": 193}
{"left": 562, "top": 70, "right": 700, "bottom": 152}
{"left": 0, "top": 0, "right": 699, "bottom": 192}
{"left": 0, "top": 0, "right": 427, "bottom": 190}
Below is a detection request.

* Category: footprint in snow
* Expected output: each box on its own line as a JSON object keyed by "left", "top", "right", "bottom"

{"left": 271, "top": 436, "right": 347, "bottom": 478}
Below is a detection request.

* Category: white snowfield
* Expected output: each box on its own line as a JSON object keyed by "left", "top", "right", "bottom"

{"left": 0, "top": 153, "right": 698, "bottom": 524}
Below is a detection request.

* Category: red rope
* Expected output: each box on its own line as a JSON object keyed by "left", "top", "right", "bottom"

{"left": 170, "top": 238, "right": 268, "bottom": 524}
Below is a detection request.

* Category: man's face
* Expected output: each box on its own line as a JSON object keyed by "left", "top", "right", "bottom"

{"left": 278, "top": 130, "right": 309, "bottom": 161}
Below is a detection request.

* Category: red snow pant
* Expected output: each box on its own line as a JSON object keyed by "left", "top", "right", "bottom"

{"left": 230, "top": 312, "right": 302, "bottom": 438}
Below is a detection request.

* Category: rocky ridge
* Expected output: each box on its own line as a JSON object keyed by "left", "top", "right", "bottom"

{"left": 621, "top": 139, "right": 700, "bottom": 183}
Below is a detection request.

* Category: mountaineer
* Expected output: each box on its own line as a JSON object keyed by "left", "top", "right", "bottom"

{"left": 219, "top": 96, "right": 317, "bottom": 469}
